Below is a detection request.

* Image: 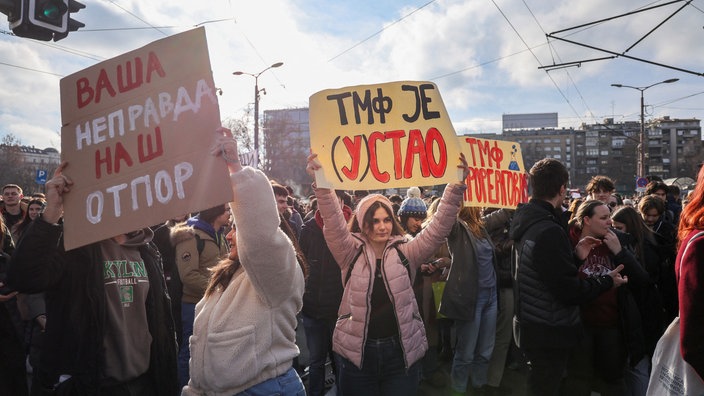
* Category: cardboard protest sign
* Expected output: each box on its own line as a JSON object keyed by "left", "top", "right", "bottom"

{"left": 59, "top": 27, "right": 232, "bottom": 250}
{"left": 458, "top": 136, "right": 528, "bottom": 209}
{"left": 309, "top": 81, "right": 463, "bottom": 190}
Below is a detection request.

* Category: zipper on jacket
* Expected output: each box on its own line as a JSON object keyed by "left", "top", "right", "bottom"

{"left": 360, "top": 248, "right": 372, "bottom": 367}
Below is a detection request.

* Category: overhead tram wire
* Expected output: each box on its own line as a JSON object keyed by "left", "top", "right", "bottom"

{"left": 522, "top": 0, "right": 599, "bottom": 124}
{"left": 489, "top": 0, "right": 584, "bottom": 125}
{"left": 0, "top": 16, "right": 234, "bottom": 76}
{"left": 103, "top": 0, "right": 169, "bottom": 36}
{"left": 327, "top": 0, "right": 437, "bottom": 63}
{"left": 0, "top": 60, "right": 63, "bottom": 77}
{"left": 226, "top": 3, "right": 286, "bottom": 92}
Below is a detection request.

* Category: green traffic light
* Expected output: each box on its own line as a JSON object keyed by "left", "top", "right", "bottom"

{"left": 41, "top": 4, "right": 60, "bottom": 20}
{"left": 35, "top": 0, "right": 67, "bottom": 22}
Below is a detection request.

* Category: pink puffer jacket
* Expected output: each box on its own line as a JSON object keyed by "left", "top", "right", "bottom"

{"left": 314, "top": 182, "right": 466, "bottom": 368}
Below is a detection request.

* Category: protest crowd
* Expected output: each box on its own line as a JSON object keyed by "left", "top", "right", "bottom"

{"left": 0, "top": 128, "right": 703, "bottom": 396}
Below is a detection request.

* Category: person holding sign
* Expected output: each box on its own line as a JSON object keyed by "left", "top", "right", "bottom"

{"left": 305, "top": 151, "right": 470, "bottom": 395}
{"left": 182, "top": 129, "right": 305, "bottom": 396}
{"left": 7, "top": 162, "right": 179, "bottom": 396}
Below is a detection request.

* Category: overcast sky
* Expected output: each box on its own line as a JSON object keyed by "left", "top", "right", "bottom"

{"left": 1, "top": 0, "right": 703, "bottom": 150}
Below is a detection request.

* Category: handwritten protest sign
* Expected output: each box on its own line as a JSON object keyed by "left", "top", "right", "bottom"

{"left": 309, "top": 81, "right": 463, "bottom": 190}
{"left": 59, "top": 27, "right": 232, "bottom": 250}
{"left": 458, "top": 136, "right": 528, "bottom": 209}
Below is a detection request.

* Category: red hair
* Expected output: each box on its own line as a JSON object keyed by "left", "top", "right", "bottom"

{"left": 678, "top": 165, "right": 704, "bottom": 246}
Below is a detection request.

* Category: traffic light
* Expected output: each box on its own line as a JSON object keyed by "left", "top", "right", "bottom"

{"left": 0, "top": 0, "right": 21, "bottom": 25}
{"left": 31, "top": 0, "right": 67, "bottom": 31}
{"left": 52, "top": 0, "right": 84, "bottom": 41}
{"left": 3, "top": 0, "right": 85, "bottom": 41}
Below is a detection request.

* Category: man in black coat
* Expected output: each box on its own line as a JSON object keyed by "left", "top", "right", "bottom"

{"left": 509, "top": 158, "right": 627, "bottom": 396}
{"left": 298, "top": 190, "right": 350, "bottom": 396}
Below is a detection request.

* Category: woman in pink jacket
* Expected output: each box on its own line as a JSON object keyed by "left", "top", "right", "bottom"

{"left": 306, "top": 153, "right": 469, "bottom": 395}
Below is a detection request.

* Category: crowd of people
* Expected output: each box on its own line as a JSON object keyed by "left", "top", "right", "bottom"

{"left": 0, "top": 131, "right": 702, "bottom": 396}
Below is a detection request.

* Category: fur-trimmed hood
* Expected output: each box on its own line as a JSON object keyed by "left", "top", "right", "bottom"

{"left": 169, "top": 221, "right": 196, "bottom": 247}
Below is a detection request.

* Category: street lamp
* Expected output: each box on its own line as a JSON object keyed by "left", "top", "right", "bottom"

{"left": 611, "top": 78, "right": 679, "bottom": 178}
{"left": 233, "top": 61, "right": 284, "bottom": 166}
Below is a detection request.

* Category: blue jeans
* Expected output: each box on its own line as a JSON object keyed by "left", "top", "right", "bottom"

{"left": 451, "top": 287, "right": 497, "bottom": 392}
{"left": 301, "top": 313, "right": 337, "bottom": 396}
{"left": 624, "top": 356, "right": 650, "bottom": 396}
{"left": 178, "top": 302, "right": 196, "bottom": 389}
{"left": 235, "top": 367, "right": 305, "bottom": 396}
{"left": 335, "top": 336, "right": 420, "bottom": 396}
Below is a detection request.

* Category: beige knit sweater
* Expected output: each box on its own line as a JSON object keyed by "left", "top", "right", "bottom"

{"left": 182, "top": 167, "right": 304, "bottom": 396}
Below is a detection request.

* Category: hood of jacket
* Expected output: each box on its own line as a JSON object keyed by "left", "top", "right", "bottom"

{"left": 187, "top": 217, "right": 218, "bottom": 239}
{"left": 509, "top": 199, "right": 560, "bottom": 242}
{"left": 169, "top": 221, "right": 196, "bottom": 246}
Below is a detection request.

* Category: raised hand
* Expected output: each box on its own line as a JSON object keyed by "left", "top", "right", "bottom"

{"left": 607, "top": 264, "right": 628, "bottom": 288}
{"left": 458, "top": 153, "right": 470, "bottom": 183}
{"left": 306, "top": 152, "right": 321, "bottom": 182}
{"left": 43, "top": 161, "right": 73, "bottom": 224}
{"left": 210, "top": 127, "right": 241, "bottom": 174}
{"left": 575, "top": 236, "right": 602, "bottom": 261}
{"left": 602, "top": 229, "right": 622, "bottom": 255}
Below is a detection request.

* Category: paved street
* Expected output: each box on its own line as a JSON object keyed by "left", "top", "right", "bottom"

{"left": 418, "top": 359, "right": 527, "bottom": 396}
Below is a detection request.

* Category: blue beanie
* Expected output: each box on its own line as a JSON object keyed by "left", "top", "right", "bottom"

{"left": 398, "top": 187, "right": 427, "bottom": 218}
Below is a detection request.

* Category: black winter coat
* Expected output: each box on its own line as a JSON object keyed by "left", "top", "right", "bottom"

{"left": 8, "top": 218, "right": 178, "bottom": 395}
{"left": 299, "top": 215, "right": 344, "bottom": 320}
{"left": 509, "top": 199, "right": 614, "bottom": 349}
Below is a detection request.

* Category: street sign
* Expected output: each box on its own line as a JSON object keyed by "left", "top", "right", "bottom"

{"left": 636, "top": 176, "right": 648, "bottom": 192}
{"left": 35, "top": 169, "right": 48, "bottom": 185}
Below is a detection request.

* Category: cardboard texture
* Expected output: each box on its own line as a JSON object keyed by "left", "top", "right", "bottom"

{"left": 309, "top": 81, "right": 463, "bottom": 190}
{"left": 458, "top": 137, "right": 528, "bottom": 208}
{"left": 59, "top": 27, "right": 232, "bottom": 250}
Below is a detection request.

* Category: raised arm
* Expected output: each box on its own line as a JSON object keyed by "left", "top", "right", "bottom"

{"left": 8, "top": 163, "right": 72, "bottom": 293}
{"left": 215, "top": 128, "right": 301, "bottom": 306}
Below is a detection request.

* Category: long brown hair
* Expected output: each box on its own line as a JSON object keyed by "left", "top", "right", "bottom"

{"left": 204, "top": 216, "right": 308, "bottom": 298}
{"left": 204, "top": 257, "right": 240, "bottom": 298}
{"left": 458, "top": 206, "right": 484, "bottom": 238}
{"left": 611, "top": 205, "right": 656, "bottom": 261}
{"left": 678, "top": 165, "right": 704, "bottom": 246}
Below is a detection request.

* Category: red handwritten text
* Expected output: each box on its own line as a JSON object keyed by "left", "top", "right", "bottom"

{"left": 76, "top": 51, "right": 166, "bottom": 109}
{"left": 95, "top": 127, "right": 164, "bottom": 179}
{"left": 334, "top": 127, "right": 447, "bottom": 183}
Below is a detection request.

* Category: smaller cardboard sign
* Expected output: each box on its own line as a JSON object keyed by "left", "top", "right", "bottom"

{"left": 309, "top": 81, "right": 463, "bottom": 190}
{"left": 458, "top": 137, "right": 528, "bottom": 209}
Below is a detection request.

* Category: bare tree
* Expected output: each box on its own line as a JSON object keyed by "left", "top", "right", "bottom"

{"left": 261, "top": 109, "right": 310, "bottom": 196}
{"left": 222, "top": 107, "right": 254, "bottom": 153}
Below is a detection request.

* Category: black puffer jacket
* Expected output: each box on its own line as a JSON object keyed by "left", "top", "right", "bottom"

{"left": 299, "top": 215, "right": 344, "bottom": 320}
{"left": 509, "top": 199, "right": 613, "bottom": 349}
{"left": 8, "top": 218, "right": 178, "bottom": 395}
